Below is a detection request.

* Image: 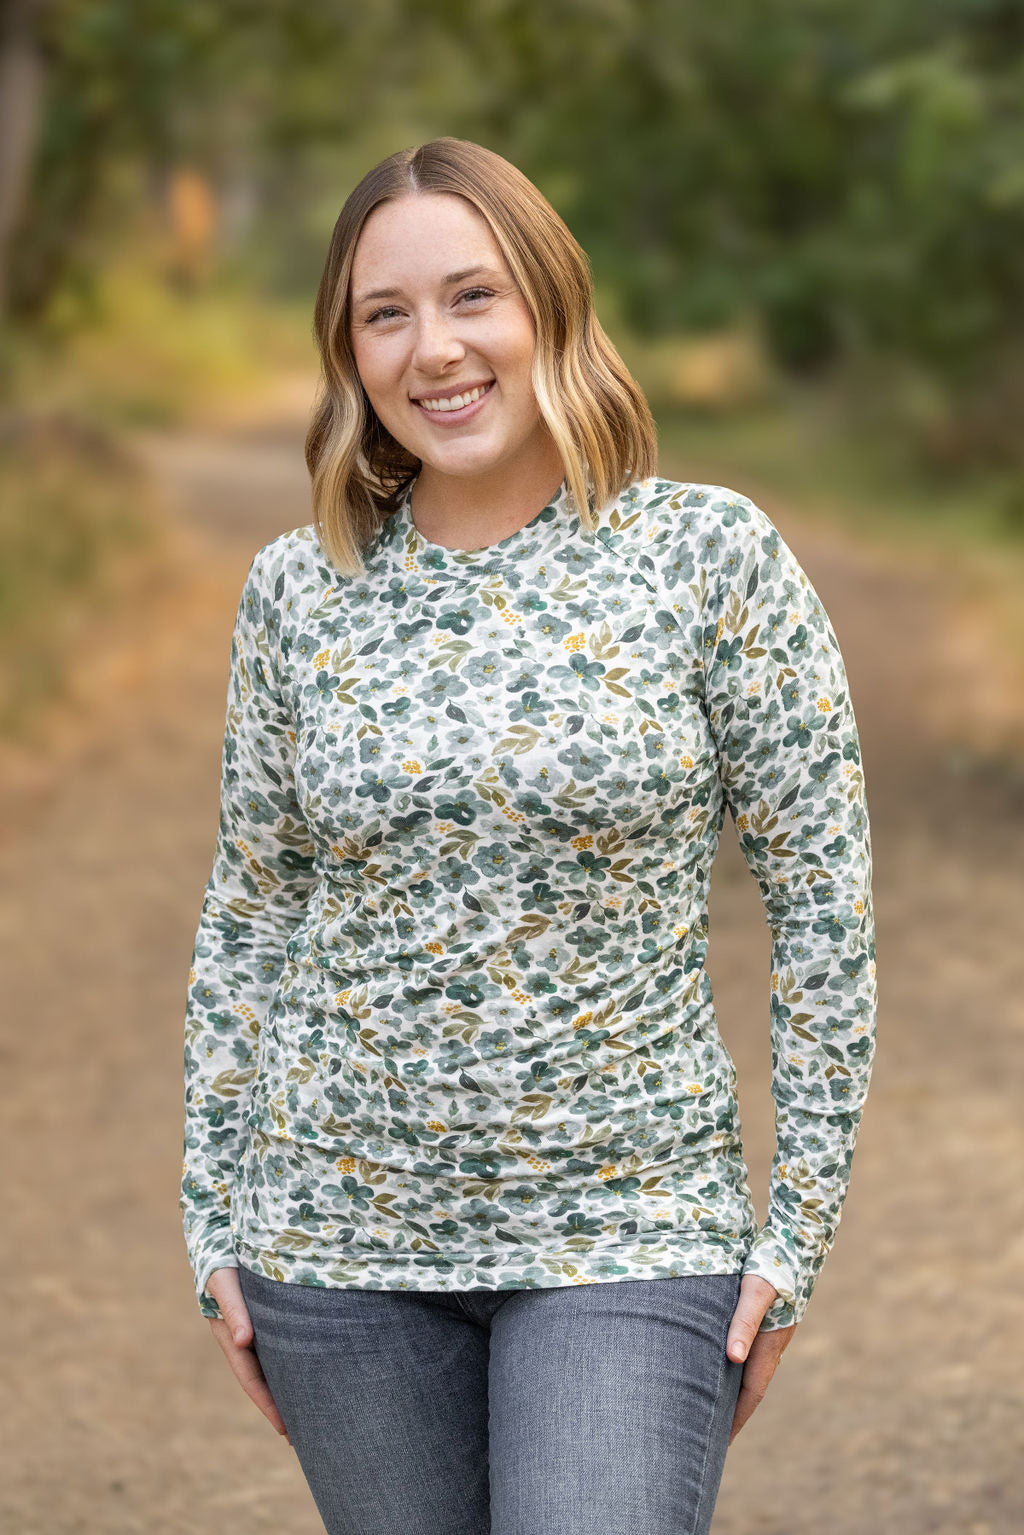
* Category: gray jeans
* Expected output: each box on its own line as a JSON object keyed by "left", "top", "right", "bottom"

{"left": 238, "top": 1262, "right": 744, "bottom": 1535}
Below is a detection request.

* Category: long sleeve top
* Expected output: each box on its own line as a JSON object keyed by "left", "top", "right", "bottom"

{"left": 180, "top": 473, "right": 877, "bottom": 1332}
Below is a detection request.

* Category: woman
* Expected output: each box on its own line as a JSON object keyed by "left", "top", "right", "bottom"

{"left": 180, "top": 136, "right": 877, "bottom": 1535}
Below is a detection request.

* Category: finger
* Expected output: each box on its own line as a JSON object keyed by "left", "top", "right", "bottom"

{"left": 207, "top": 1316, "right": 292, "bottom": 1443}
{"left": 738, "top": 1339, "right": 778, "bottom": 1400}
{"left": 728, "top": 1354, "right": 777, "bottom": 1445}
{"left": 729, "top": 1378, "right": 765, "bottom": 1445}
{"left": 207, "top": 1275, "right": 253, "bottom": 1349}
{"left": 232, "top": 1346, "right": 291, "bottom": 1439}
{"left": 726, "top": 1308, "right": 761, "bottom": 1364}
{"left": 725, "top": 1280, "right": 779, "bottom": 1363}
{"left": 727, "top": 1330, "right": 793, "bottom": 1444}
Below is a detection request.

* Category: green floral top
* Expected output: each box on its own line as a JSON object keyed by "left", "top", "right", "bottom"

{"left": 180, "top": 473, "right": 877, "bottom": 1332}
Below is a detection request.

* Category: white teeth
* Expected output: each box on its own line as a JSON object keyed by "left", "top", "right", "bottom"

{"left": 418, "top": 382, "right": 491, "bottom": 412}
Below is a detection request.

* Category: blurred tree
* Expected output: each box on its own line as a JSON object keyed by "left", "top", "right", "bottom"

{"left": 0, "top": 0, "right": 51, "bottom": 318}
{"left": 3, "top": 0, "right": 1023, "bottom": 474}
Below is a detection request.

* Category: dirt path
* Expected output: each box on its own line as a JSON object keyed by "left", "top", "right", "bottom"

{"left": 1, "top": 409, "right": 1022, "bottom": 1534}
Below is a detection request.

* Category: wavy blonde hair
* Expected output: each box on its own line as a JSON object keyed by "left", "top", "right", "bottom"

{"left": 305, "top": 136, "right": 658, "bottom": 578}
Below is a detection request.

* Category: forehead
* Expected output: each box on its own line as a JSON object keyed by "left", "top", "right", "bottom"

{"left": 350, "top": 193, "right": 506, "bottom": 287}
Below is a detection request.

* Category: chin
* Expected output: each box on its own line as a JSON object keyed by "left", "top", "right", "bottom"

{"left": 420, "top": 442, "right": 506, "bottom": 476}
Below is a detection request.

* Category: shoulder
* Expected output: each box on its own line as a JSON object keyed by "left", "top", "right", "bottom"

{"left": 244, "top": 523, "right": 333, "bottom": 603}
{"left": 599, "top": 475, "right": 791, "bottom": 592}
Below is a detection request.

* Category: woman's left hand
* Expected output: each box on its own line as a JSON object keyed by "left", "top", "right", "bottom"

{"left": 725, "top": 1275, "right": 798, "bottom": 1444}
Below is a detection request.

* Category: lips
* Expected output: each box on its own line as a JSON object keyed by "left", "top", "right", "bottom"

{"left": 412, "top": 379, "right": 494, "bottom": 407}
{"left": 411, "top": 378, "right": 496, "bottom": 424}
{"left": 411, "top": 377, "right": 493, "bottom": 402}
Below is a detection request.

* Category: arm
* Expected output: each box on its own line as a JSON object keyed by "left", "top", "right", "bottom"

{"left": 179, "top": 544, "right": 317, "bottom": 1319}
{"left": 701, "top": 493, "right": 877, "bottom": 1331}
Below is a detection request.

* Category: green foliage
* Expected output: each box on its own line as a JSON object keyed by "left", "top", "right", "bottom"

{"left": 5, "top": 0, "right": 1024, "bottom": 472}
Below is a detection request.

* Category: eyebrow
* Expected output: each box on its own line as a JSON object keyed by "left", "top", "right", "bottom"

{"left": 352, "top": 265, "right": 499, "bottom": 308}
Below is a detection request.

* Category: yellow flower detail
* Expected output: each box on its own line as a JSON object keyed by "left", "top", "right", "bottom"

{"left": 686, "top": 1083, "right": 704, "bottom": 1094}
{"left": 336, "top": 1157, "right": 355, "bottom": 1173}
{"left": 571, "top": 834, "right": 593, "bottom": 849}
{"left": 597, "top": 1165, "right": 618, "bottom": 1180}
{"left": 817, "top": 696, "right": 833, "bottom": 713}
{"left": 566, "top": 632, "right": 585, "bottom": 652}
{"left": 313, "top": 648, "right": 330, "bottom": 670}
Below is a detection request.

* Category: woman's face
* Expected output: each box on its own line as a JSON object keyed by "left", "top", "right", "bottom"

{"left": 348, "top": 192, "right": 551, "bottom": 486}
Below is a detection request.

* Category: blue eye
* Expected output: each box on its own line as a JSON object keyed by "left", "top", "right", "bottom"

{"left": 363, "top": 288, "right": 493, "bottom": 325}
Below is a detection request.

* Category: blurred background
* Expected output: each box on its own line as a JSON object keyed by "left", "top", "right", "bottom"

{"left": 1, "top": 1, "right": 1022, "bottom": 1531}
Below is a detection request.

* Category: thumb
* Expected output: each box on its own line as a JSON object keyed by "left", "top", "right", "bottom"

{"left": 726, "top": 1275, "right": 778, "bottom": 1362}
{"left": 206, "top": 1268, "right": 253, "bottom": 1347}
{"left": 222, "top": 1301, "right": 253, "bottom": 1348}
{"left": 726, "top": 1316, "right": 756, "bottom": 1364}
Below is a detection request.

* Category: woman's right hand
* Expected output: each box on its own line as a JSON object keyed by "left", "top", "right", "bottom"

{"left": 205, "top": 1267, "right": 291, "bottom": 1443}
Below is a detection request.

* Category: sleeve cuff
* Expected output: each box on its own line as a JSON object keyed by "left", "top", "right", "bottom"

{"left": 195, "top": 1250, "right": 238, "bottom": 1319}
{"left": 741, "top": 1223, "right": 805, "bottom": 1331}
{"left": 185, "top": 1211, "right": 238, "bottom": 1320}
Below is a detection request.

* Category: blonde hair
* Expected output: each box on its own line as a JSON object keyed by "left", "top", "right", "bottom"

{"left": 305, "top": 136, "right": 658, "bottom": 578}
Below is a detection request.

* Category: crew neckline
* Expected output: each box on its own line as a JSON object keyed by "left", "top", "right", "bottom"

{"left": 387, "top": 473, "right": 581, "bottom": 580}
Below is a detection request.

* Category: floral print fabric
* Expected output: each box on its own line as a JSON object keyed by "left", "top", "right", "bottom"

{"left": 180, "top": 474, "right": 877, "bottom": 1332}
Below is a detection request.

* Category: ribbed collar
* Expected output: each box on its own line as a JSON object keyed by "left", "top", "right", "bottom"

{"left": 371, "top": 474, "right": 582, "bottom": 583}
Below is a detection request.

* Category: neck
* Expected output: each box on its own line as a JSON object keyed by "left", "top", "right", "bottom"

{"left": 410, "top": 435, "right": 566, "bottom": 549}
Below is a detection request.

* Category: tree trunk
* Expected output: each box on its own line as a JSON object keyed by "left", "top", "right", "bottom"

{"left": 0, "top": 0, "right": 49, "bottom": 316}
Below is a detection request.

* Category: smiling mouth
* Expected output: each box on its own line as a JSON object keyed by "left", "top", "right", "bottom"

{"left": 413, "top": 379, "right": 495, "bottom": 414}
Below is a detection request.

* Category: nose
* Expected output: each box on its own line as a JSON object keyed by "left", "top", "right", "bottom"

{"left": 410, "top": 306, "right": 466, "bottom": 375}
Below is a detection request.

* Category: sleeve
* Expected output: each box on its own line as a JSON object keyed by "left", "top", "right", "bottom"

{"left": 700, "top": 492, "right": 877, "bottom": 1331}
{"left": 179, "top": 544, "right": 317, "bottom": 1319}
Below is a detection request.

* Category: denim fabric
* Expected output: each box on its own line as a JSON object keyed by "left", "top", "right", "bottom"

{"left": 238, "top": 1263, "right": 744, "bottom": 1535}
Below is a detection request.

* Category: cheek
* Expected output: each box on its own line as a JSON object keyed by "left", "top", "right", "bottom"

{"left": 492, "top": 331, "right": 537, "bottom": 403}
{"left": 351, "top": 340, "right": 401, "bottom": 408}
{"left": 509, "top": 327, "right": 539, "bottom": 400}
